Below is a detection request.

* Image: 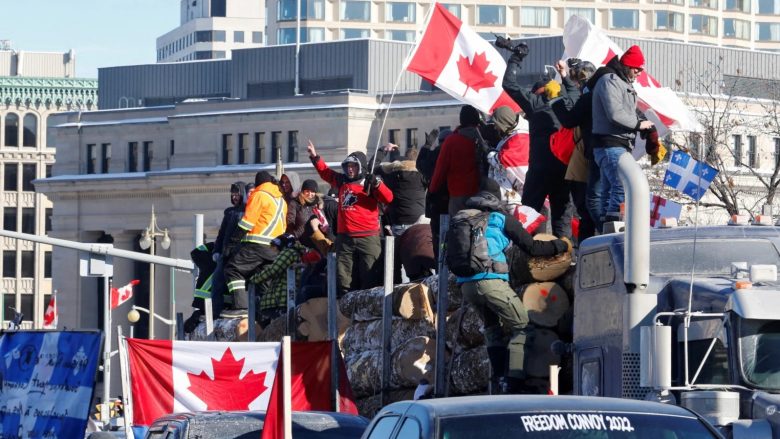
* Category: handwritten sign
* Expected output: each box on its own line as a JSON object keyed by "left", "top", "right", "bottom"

{"left": 0, "top": 331, "right": 101, "bottom": 438}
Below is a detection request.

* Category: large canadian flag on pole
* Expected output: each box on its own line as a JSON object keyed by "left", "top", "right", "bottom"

{"left": 562, "top": 16, "right": 702, "bottom": 137}
{"left": 405, "top": 3, "right": 520, "bottom": 115}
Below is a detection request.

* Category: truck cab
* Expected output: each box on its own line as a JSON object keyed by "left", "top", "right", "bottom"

{"left": 574, "top": 225, "right": 780, "bottom": 437}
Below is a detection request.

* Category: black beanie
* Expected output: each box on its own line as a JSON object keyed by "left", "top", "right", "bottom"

{"left": 480, "top": 178, "right": 502, "bottom": 199}
{"left": 255, "top": 171, "right": 275, "bottom": 186}
{"left": 301, "top": 179, "right": 319, "bottom": 193}
{"left": 460, "top": 105, "right": 481, "bottom": 126}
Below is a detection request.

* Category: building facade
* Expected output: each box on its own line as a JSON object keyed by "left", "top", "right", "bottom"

{"left": 156, "top": 0, "right": 266, "bottom": 62}
{"left": 0, "top": 46, "right": 97, "bottom": 328}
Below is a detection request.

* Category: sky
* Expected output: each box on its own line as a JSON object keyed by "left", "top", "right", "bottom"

{"left": 0, "top": 0, "right": 180, "bottom": 78}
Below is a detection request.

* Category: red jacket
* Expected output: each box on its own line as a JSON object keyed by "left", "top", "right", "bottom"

{"left": 313, "top": 156, "right": 393, "bottom": 237}
{"left": 429, "top": 128, "right": 480, "bottom": 197}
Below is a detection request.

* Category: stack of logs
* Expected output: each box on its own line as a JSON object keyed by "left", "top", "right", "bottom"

{"left": 189, "top": 234, "right": 575, "bottom": 418}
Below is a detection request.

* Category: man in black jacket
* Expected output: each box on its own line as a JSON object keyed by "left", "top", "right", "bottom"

{"left": 501, "top": 43, "right": 572, "bottom": 239}
{"left": 211, "top": 181, "right": 250, "bottom": 316}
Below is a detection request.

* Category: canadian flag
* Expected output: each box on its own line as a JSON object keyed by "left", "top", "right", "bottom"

{"left": 405, "top": 3, "right": 520, "bottom": 115}
{"left": 43, "top": 291, "right": 57, "bottom": 329}
{"left": 562, "top": 16, "right": 703, "bottom": 139}
{"left": 111, "top": 279, "right": 139, "bottom": 309}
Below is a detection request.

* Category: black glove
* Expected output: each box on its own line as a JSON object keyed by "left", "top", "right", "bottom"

{"left": 366, "top": 174, "right": 382, "bottom": 189}
{"left": 494, "top": 36, "right": 529, "bottom": 61}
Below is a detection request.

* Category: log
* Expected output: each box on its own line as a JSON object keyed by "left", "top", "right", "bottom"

{"left": 297, "top": 297, "right": 350, "bottom": 342}
{"left": 526, "top": 328, "right": 561, "bottom": 378}
{"left": 519, "top": 282, "right": 570, "bottom": 328}
{"left": 188, "top": 317, "right": 260, "bottom": 341}
{"left": 421, "top": 273, "right": 463, "bottom": 311}
{"left": 446, "top": 304, "right": 484, "bottom": 353}
{"left": 257, "top": 313, "right": 287, "bottom": 342}
{"left": 529, "top": 233, "right": 573, "bottom": 281}
{"left": 448, "top": 345, "right": 490, "bottom": 395}
{"left": 341, "top": 318, "right": 435, "bottom": 360}
{"left": 338, "top": 283, "right": 435, "bottom": 322}
{"left": 346, "top": 350, "right": 382, "bottom": 398}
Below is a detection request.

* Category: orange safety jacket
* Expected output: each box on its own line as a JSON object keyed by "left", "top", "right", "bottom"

{"left": 238, "top": 182, "right": 288, "bottom": 245}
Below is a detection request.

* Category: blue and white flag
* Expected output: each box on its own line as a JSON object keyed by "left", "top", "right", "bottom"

{"left": 0, "top": 331, "right": 101, "bottom": 438}
{"left": 664, "top": 150, "right": 718, "bottom": 201}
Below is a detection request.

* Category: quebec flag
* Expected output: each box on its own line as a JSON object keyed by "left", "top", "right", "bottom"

{"left": 0, "top": 331, "right": 101, "bottom": 438}
{"left": 664, "top": 150, "right": 718, "bottom": 201}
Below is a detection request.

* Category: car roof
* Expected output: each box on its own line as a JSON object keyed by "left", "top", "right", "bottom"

{"left": 150, "top": 410, "right": 369, "bottom": 429}
{"left": 582, "top": 225, "right": 780, "bottom": 250}
{"left": 378, "top": 395, "right": 701, "bottom": 418}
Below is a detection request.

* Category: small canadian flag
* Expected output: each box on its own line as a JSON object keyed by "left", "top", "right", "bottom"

{"left": 43, "top": 290, "right": 57, "bottom": 329}
{"left": 111, "top": 279, "right": 140, "bottom": 309}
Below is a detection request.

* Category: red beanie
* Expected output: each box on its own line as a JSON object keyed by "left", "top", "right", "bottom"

{"left": 620, "top": 45, "right": 645, "bottom": 69}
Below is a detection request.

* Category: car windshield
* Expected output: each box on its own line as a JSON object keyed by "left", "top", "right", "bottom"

{"left": 649, "top": 239, "right": 780, "bottom": 275}
{"left": 439, "top": 411, "right": 718, "bottom": 439}
{"left": 740, "top": 319, "right": 780, "bottom": 391}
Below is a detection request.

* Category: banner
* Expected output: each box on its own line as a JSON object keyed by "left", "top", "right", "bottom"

{"left": 0, "top": 331, "right": 102, "bottom": 438}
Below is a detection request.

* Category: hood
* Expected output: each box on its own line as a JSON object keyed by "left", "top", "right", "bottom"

{"left": 230, "top": 180, "right": 248, "bottom": 206}
{"left": 281, "top": 173, "right": 301, "bottom": 195}
{"left": 379, "top": 160, "right": 418, "bottom": 173}
{"left": 586, "top": 55, "right": 630, "bottom": 90}
{"left": 341, "top": 151, "right": 368, "bottom": 182}
{"left": 464, "top": 192, "right": 508, "bottom": 213}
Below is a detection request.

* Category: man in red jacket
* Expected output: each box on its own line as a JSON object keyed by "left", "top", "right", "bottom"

{"left": 429, "top": 105, "right": 484, "bottom": 216}
{"left": 307, "top": 140, "right": 394, "bottom": 296}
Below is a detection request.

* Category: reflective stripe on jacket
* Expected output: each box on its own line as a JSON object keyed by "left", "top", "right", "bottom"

{"left": 238, "top": 182, "right": 288, "bottom": 245}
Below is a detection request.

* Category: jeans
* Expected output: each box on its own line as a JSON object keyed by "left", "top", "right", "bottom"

{"left": 593, "top": 146, "right": 627, "bottom": 219}
{"left": 585, "top": 159, "right": 604, "bottom": 232}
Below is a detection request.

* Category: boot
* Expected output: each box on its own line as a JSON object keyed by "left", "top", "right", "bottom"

{"left": 487, "top": 347, "right": 508, "bottom": 395}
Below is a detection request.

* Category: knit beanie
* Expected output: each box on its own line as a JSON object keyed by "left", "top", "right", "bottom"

{"left": 301, "top": 179, "right": 319, "bottom": 193}
{"left": 620, "top": 45, "right": 645, "bottom": 69}
{"left": 460, "top": 105, "right": 481, "bottom": 126}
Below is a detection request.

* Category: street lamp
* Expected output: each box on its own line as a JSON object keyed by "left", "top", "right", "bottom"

{"left": 128, "top": 305, "right": 175, "bottom": 339}
{"left": 138, "top": 206, "right": 170, "bottom": 339}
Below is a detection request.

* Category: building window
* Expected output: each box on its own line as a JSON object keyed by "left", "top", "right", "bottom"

{"left": 288, "top": 131, "right": 299, "bottom": 162}
{"left": 22, "top": 114, "right": 36, "bottom": 147}
{"left": 477, "top": 5, "right": 505, "bottom": 25}
{"left": 388, "top": 30, "right": 415, "bottom": 41}
{"left": 45, "top": 207, "right": 52, "bottom": 234}
{"left": 4, "top": 163, "right": 17, "bottom": 191}
{"left": 725, "top": 0, "right": 750, "bottom": 12}
{"left": 279, "top": 28, "right": 297, "bottom": 44}
{"left": 341, "top": 28, "right": 369, "bottom": 39}
{"left": 341, "top": 1, "right": 370, "bottom": 21}
{"left": 46, "top": 164, "right": 52, "bottom": 178}
{"left": 690, "top": 0, "right": 718, "bottom": 7}
{"left": 252, "top": 31, "right": 263, "bottom": 43}
{"left": 521, "top": 7, "right": 551, "bottom": 27}
{"left": 21, "top": 164, "right": 35, "bottom": 192}
{"left": 44, "top": 251, "right": 52, "bottom": 278}
{"left": 388, "top": 129, "right": 400, "bottom": 144}
{"left": 610, "top": 10, "right": 639, "bottom": 29}
{"left": 143, "top": 141, "right": 153, "bottom": 171}
{"left": 212, "top": 0, "right": 227, "bottom": 16}
{"left": 655, "top": 11, "right": 684, "bottom": 32}
{"left": 20, "top": 251, "right": 33, "bottom": 278}
{"left": 304, "top": 27, "right": 325, "bottom": 42}
{"left": 271, "top": 131, "right": 282, "bottom": 162}
{"left": 775, "top": 138, "right": 780, "bottom": 166}
{"left": 279, "top": 0, "right": 325, "bottom": 20}
{"left": 21, "top": 208, "right": 34, "bottom": 234}
{"left": 748, "top": 135, "right": 758, "bottom": 168}
{"left": 4, "top": 114, "right": 18, "bottom": 147}
{"left": 87, "top": 144, "right": 97, "bottom": 174}
{"left": 238, "top": 133, "right": 249, "bottom": 164}
{"left": 196, "top": 31, "right": 212, "bottom": 42}
{"left": 234, "top": 31, "right": 245, "bottom": 42}
{"left": 222, "top": 134, "right": 233, "bottom": 165}
{"left": 406, "top": 128, "right": 418, "bottom": 150}
{"left": 3, "top": 250, "right": 16, "bottom": 277}
{"left": 170, "top": 139, "right": 175, "bottom": 156}
{"left": 757, "top": 23, "right": 780, "bottom": 41}
{"left": 3, "top": 208, "right": 16, "bottom": 231}
{"left": 101, "top": 143, "right": 111, "bottom": 173}
{"left": 724, "top": 18, "right": 750, "bottom": 39}
{"left": 691, "top": 15, "right": 718, "bottom": 36}
{"left": 254, "top": 132, "right": 266, "bottom": 163}
{"left": 733, "top": 134, "right": 743, "bottom": 165}
{"left": 564, "top": 8, "right": 595, "bottom": 24}
{"left": 441, "top": 3, "right": 461, "bottom": 18}
{"left": 128, "top": 142, "right": 139, "bottom": 172}
{"left": 386, "top": 2, "right": 415, "bottom": 22}
{"left": 758, "top": 0, "right": 780, "bottom": 13}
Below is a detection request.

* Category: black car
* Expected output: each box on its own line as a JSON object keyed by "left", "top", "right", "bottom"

{"left": 145, "top": 410, "right": 369, "bottom": 439}
{"left": 361, "top": 395, "right": 724, "bottom": 439}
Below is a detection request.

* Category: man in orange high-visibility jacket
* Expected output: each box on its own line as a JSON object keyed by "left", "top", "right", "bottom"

{"left": 222, "top": 171, "right": 287, "bottom": 318}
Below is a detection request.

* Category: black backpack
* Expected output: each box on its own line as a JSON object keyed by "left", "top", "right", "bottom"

{"left": 445, "top": 209, "right": 493, "bottom": 277}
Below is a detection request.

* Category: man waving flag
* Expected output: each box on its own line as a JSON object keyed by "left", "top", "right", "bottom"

{"left": 405, "top": 3, "right": 520, "bottom": 115}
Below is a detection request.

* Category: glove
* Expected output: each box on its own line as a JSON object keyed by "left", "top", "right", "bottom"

{"left": 544, "top": 80, "right": 561, "bottom": 100}
{"left": 651, "top": 142, "right": 667, "bottom": 166}
{"left": 424, "top": 128, "right": 439, "bottom": 148}
{"left": 212, "top": 252, "right": 221, "bottom": 263}
{"left": 367, "top": 174, "right": 382, "bottom": 189}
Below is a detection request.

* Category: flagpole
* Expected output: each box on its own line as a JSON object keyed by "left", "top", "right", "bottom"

{"left": 282, "top": 336, "right": 292, "bottom": 439}
{"left": 102, "top": 275, "right": 113, "bottom": 426}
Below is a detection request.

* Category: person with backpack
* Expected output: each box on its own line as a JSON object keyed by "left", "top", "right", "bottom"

{"left": 447, "top": 178, "right": 571, "bottom": 394}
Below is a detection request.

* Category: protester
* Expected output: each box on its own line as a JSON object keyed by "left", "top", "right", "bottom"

{"left": 416, "top": 128, "right": 451, "bottom": 259}
{"left": 222, "top": 171, "right": 287, "bottom": 318}
{"left": 591, "top": 45, "right": 655, "bottom": 223}
{"left": 286, "top": 179, "right": 322, "bottom": 240}
{"left": 279, "top": 173, "right": 298, "bottom": 204}
{"left": 376, "top": 143, "right": 427, "bottom": 237}
{"left": 307, "top": 140, "right": 393, "bottom": 296}
{"left": 183, "top": 241, "right": 216, "bottom": 333}
{"left": 250, "top": 233, "right": 307, "bottom": 328}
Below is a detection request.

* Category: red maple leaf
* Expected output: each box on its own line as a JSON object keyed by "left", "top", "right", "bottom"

{"left": 187, "top": 348, "right": 269, "bottom": 410}
{"left": 456, "top": 52, "right": 498, "bottom": 95}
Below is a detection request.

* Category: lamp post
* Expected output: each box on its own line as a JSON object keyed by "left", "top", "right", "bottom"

{"left": 138, "top": 206, "right": 170, "bottom": 339}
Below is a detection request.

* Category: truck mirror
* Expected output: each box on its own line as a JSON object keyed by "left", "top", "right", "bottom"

{"left": 641, "top": 325, "right": 672, "bottom": 389}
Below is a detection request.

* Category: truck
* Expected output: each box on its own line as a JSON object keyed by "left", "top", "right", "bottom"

{"left": 571, "top": 154, "right": 780, "bottom": 438}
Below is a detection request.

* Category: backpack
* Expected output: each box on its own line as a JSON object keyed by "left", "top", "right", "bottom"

{"left": 445, "top": 209, "right": 493, "bottom": 277}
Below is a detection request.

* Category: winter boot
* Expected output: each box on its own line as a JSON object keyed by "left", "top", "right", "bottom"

{"left": 487, "top": 346, "right": 508, "bottom": 395}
